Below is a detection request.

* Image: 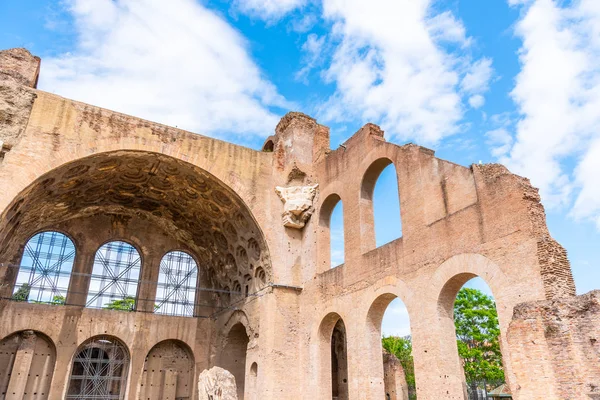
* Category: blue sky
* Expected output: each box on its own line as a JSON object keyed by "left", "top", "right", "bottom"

{"left": 2, "top": 0, "right": 599, "bottom": 336}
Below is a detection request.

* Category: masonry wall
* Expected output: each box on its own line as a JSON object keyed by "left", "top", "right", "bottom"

{"left": 507, "top": 290, "right": 600, "bottom": 399}
{"left": 0, "top": 47, "right": 589, "bottom": 400}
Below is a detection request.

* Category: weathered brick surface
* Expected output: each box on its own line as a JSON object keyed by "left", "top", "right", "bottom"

{"left": 0, "top": 49, "right": 39, "bottom": 155}
{"left": 507, "top": 291, "right": 600, "bottom": 399}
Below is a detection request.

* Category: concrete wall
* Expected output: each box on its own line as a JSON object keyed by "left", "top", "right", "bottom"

{"left": 0, "top": 47, "right": 588, "bottom": 400}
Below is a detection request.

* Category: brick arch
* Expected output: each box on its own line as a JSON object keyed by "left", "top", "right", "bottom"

{"left": 357, "top": 279, "right": 415, "bottom": 399}
{"left": 430, "top": 253, "right": 518, "bottom": 399}
{"left": 315, "top": 312, "right": 349, "bottom": 400}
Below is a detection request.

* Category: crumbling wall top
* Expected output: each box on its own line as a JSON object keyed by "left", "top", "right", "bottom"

{"left": 0, "top": 48, "right": 40, "bottom": 88}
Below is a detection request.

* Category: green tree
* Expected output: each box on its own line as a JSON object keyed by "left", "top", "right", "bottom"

{"left": 382, "top": 335, "right": 416, "bottom": 390}
{"left": 104, "top": 296, "right": 136, "bottom": 311}
{"left": 12, "top": 283, "right": 31, "bottom": 302}
{"left": 454, "top": 287, "right": 504, "bottom": 382}
{"left": 50, "top": 295, "right": 66, "bottom": 305}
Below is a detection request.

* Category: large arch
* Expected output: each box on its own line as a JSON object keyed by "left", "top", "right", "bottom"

{"left": 139, "top": 339, "right": 195, "bottom": 400}
{"left": 0, "top": 150, "right": 273, "bottom": 312}
{"left": 0, "top": 330, "right": 56, "bottom": 400}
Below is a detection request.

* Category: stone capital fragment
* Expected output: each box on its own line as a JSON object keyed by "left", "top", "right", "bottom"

{"left": 275, "top": 184, "right": 319, "bottom": 229}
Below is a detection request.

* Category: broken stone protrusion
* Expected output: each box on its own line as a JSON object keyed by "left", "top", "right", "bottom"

{"left": 198, "top": 366, "right": 238, "bottom": 400}
{"left": 275, "top": 184, "right": 318, "bottom": 229}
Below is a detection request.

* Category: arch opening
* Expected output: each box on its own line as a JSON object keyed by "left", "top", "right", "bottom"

{"left": 218, "top": 322, "right": 249, "bottom": 399}
{"left": 360, "top": 158, "right": 402, "bottom": 252}
{"left": 140, "top": 339, "right": 194, "bottom": 400}
{"left": 369, "top": 294, "right": 415, "bottom": 400}
{"left": 331, "top": 319, "right": 349, "bottom": 400}
{"left": 0, "top": 330, "right": 56, "bottom": 400}
{"left": 12, "top": 231, "right": 74, "bottom": 305}
{"left": 317, "top": 313, "right": 349, "bottom": 399}
{"left": 66, "top": 335, "right": 129, "bottom": 400}
{"left": 319, "top": 194, "right": 344, "bottom": 270}
{"left": 438, "top": 274, "right": 507, "bottom": 398}
{"left": 0, "top": 151, "right": 272, "bottom": 314}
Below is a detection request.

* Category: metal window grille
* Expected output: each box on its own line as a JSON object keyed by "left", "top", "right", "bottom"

{"left": 155, "top": 251, "right": 198, "bottom": 317}
{"left": 66, "top": 336, "right": 129, "bottom": 400}
{"left": 86, "top": 241, "right": 141, "bottom": 310}
{"left": 13, "top": 231, "right": 75, "bottom": 304}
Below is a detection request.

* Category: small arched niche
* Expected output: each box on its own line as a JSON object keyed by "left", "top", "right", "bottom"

{"left": 360, "top": 158, "right": 402, "bottom": 252}
{"left": 139, "top": 340, "right": 195, "bottom": 400}
{"left": 0, "top": 330, "right": 56, "bottom": 400}
{"left": 218, "top": 323, "right": 249, "bottom": 399}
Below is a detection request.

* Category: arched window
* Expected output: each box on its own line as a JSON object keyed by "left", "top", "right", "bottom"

{"left": 86, "top": 241, "right": 141, "bottom": 310}
{"left": 318, "top": 194, "right": 344, "bottom": 270}
{"left": 13, "top": 231, "right": 75, "bottom": 304}
{"left": 155, "top": 251, "right": 198, "bottom": 317}
{"left": 67, "top": 336, "right": 129, "bottom": 399}
{"left": 360, "top": 159, "right": 402, "bottom": 252}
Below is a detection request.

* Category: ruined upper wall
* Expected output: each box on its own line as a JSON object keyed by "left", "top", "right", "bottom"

{"left": 308, "top": 118, "right": 575, "bottom": 300}
{"left": 0, "top": 48, "right": 40, "bottom": 156}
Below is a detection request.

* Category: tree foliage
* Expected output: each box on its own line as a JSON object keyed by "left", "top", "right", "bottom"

{"left": 12, "top": 283, "right": 31, "bottom": 301}
{"left": 382, "top": 335, "right": 416, "bottom": 388}
{"left": 454, "top": 287, "right": 504, "bottom": 382}
{"left": 104, "top": 296, "right": 136, "bottom": 311}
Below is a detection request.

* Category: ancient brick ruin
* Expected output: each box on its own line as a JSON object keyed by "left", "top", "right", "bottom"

{"left": 0, "top": 47, "right": 598, "bottom": 399}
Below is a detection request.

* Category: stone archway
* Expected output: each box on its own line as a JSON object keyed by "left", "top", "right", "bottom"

{"left": 0, "top": 150, "right": 272, "bottom": 313}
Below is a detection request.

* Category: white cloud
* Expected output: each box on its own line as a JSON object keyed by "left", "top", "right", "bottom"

{"left": 296, "top": 33, "right": 326, "bottom": 82}
{"left": 500, "top": 0, "right": 600, "bottom": 213}
{"left": 468, "top": 94, "right": 485, "bottom": 109}
{"left": 461, "top": 57, "right": 493, "bottom": 94}
{"left": 317, "top": 0, "right": 493, "bottom": 144}
{"left": 232, "top": 0, "right": 307, "bottom": 22}
{"left": 486, "top": 128, "right": 513, "bottom": 158}
{"left": 39, "top": 0, "right": 290, "bottom": 138}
